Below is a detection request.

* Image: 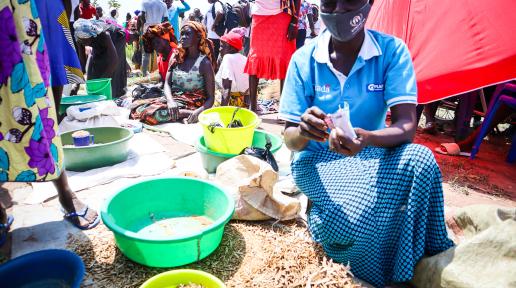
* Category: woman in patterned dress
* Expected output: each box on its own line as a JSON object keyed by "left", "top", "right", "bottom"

{"left": 129, "top": 22, "right": 215, "bottom": 125}
{"left": 34, "top": 0, "right": 85, "bottom": 110}
{"left": 279, "top": 0, "right": 453, "bottom": 286}
{"left": 163, "top": 21, "right": 215, "bottom": 124}
{"left": 0, "top": 0, "right": 99, "bottom": 246}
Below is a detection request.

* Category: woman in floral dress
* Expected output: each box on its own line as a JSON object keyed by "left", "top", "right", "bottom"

{"left": 130, "top": 21, "right": 215, "bottom": 125}
{"left": 0, "top": 0, "right": 99, "bottom": 245}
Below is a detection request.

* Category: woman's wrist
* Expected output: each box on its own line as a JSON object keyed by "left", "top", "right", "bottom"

{"left": 358, "top": 129, "right": 371, "bottom": 146}
{"left": 284, "top": 125, "right": 309, "bottom": 151}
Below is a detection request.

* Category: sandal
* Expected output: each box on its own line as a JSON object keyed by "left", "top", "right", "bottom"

{"left": 62, "top": 207, "right": 100, "bottom": 230}
{"left": 434, "top": 143, "right": 471, "bottom": 157}
{"left": 0, "top": 215, "right": 14, "bottom": 247}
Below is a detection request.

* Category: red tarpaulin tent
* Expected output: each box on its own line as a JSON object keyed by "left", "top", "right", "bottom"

{"left": 366, "top": 0, "right": 516, "bottom": 104}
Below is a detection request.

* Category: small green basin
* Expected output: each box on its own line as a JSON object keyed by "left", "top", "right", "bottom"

{"left": 59, "top": 95, "right": 107, "bottom": 115}
{"left": 196, "top": 130, "right": 283, "bottom": 173}
{"left": 61, "top": 127, "right": 133, "bottom": 172}
{"left": 101, "top": 177, "right": 235, "bottom": 268}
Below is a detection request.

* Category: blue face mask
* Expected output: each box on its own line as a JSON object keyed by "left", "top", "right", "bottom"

{"left": 320, "top": 2, "right": 372, "bottom": 42}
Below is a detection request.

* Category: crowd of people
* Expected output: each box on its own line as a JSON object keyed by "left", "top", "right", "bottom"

{"left": 1, "top": 0, "right": 513, "bottom": 287}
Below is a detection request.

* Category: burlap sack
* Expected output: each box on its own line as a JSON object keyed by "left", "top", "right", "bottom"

{"left": 411, "top": 205, "right": 516, "bottom": 288}
{"left": 215, "top": 155, "right": 301, "bottom": 221}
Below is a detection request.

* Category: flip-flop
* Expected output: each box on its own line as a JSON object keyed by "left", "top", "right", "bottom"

{"left": 0, "top": 215, "right": 14, "bottom": 247}
{"left": 434, "top": 143, "right": 471, "bottom": 157}
{"left": 62, "top": 207, "right": 100, "bottom": 230}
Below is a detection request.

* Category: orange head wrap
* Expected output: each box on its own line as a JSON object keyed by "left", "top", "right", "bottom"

{"left": 142, "top": 22, "right": 178, "bottom": 54}
{"left": 174, "top": 21, "right": 215, "bottom": 66}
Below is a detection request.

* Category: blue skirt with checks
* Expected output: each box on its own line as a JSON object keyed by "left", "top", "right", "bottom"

{"left": 291, "top": 144, "right": 454, "bottom": 287}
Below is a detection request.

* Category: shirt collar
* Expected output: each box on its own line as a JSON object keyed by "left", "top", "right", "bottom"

{"left": 313, "top": 29, "right": 382, "bottom": 64}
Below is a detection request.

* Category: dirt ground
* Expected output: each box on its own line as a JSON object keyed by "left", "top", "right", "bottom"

{"left": 417, "top": 130, "right": 515, "bottom": 200}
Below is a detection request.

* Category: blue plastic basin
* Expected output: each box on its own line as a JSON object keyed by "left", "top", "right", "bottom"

{"left": 0, "top": 249, "right": 85, "bottom": 288}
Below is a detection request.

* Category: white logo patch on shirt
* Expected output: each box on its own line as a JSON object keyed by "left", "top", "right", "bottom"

{"left": 315, "top": 84, "right": 331, "bottom": 93}
{"left": 367, "top": 83, "right": 384, "bottom": 92}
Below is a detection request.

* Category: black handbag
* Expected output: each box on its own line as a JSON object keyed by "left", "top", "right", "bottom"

{"left": 240, "top": 134, "right": 279, "bottom": 172}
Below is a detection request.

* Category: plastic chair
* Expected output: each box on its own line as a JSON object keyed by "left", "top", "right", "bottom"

{"left": 470, "top": 83, "right": 516, "bottom": 163}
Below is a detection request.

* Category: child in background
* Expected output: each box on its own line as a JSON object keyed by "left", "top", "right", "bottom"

{"left": 216, "top": 28, "right": 249, "bottom": 108}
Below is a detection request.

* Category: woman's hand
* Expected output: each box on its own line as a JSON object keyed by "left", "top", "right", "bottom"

{"left": 186, "top": 107, "right": 203, "bottom": 124}
{"left": 329, "top": 127, "right": 370, "bottom": 156}
{"left": 167, "top": 100, "right": 179, "bottom": 121}
{"left": 299, "top": 107, "right": 329, "bottom": 142}
{"left": 287, "top": 22, "right": 298, "bottom": 41}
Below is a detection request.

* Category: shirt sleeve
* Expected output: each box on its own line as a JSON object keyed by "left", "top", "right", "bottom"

{"left": 279, "top": 57, "right": 311, "bottom": 123}
{"left": 215, "top": 2, "right": 224, "bottom": 14}
{"left": 218, "top": 56, "right": 235, "bottom": 82}
{"left": 384, "top": 41, "right": 418, "bottom": 108}
{"left": 178, "top": 1, "right": 191, "bottom": 13}
{"left": 162, "top": 3, "right": 168, "bottom": 19}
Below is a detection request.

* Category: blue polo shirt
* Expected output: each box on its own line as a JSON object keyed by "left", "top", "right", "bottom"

{"left": 279, "top": 29, "right": 417, "bottom": 152}
{"left": 167, "top": 1, "right": 190, "bottom": 40}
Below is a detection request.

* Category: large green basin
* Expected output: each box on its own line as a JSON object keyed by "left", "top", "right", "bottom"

{"left": 101, "top": 177, "right": 235, "bottom": 268}
{"left": 61, "top": 127, "right": 133, "bottom": 172}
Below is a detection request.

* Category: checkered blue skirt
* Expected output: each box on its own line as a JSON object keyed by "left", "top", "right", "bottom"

{"left": 291, "top": 144, "right": 454, "bottom": 287}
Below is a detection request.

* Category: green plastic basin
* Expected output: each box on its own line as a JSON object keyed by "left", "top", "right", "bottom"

{"left": 196, "top": 130, "right": 283, "bottom": 173}
{"left": 101, "top": 177, "right": 235, "bottom": 268}
{"left": 61, "top": 127, "right": 133, "bottom": 172}
{"left": 59, "top": 94, "right": 107, "bottom": 115}
{"left": 140, "top": 269, "right": 225, "bottom": 288}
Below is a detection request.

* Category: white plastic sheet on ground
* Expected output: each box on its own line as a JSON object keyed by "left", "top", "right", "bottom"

{"left": 27, "top": 133, "right": 173, "bottom": 204}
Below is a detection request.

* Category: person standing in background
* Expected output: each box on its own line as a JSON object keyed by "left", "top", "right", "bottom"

{"left": 95, "top": 6, "right": 104, "bottom": 20}
{"left": 245, "top": 0, "right": 299, "bottom": 113}
{"left": 34, "top": 0, "right": 85, "bottom": 111}
{"left": 123, "top": 13, "right": 133, "bottom": 28}
{"left": 184, "top": 12, "right": 196, "bottom": 26}
{"left": 74, "top": 0, "right": 96, "bottom": 20}
{"left": 296, "top": 0, "right": 314, "bottom": 49}
{"left": 308, "top": 4, "right": 323, "bottom": 37}
{"left": 78, "top": 19, "right": 128, "bottom": 98}
{"left": 206, "top": 0, "right": 225, "bottom": 62}
{"left": 193, "top": 8, "right": 204, "bottom": 23}
{"left": 164, "top": 0, "right": 191, "bottom": 41}
{"left": 139, "top": 0, "right": 169, "bottom": 76}
{"left": 107, "top": 8, "right": 119, "bottom": 24}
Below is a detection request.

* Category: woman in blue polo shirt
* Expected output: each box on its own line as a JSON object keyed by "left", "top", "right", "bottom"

{"left": 279, "top": 0, "right": 454, "bottom": 286}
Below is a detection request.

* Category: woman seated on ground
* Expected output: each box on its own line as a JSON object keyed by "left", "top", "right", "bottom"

{"left": 164, "top": 21, "right": 215, "bottom": 123}
{"left": 130, "top": 22, "right": 215, "bottom": 125}
{"left": 142, "top": 23, "right": 178, "bottom": 83}
{"left": 216, "top": 28, "right": 249, "bottom": 108}
{"left": 279, "top": 0, "right": 453, "bottom": 286}
{"left": 74, "top": 19, "right": 127, "bottom": 98}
